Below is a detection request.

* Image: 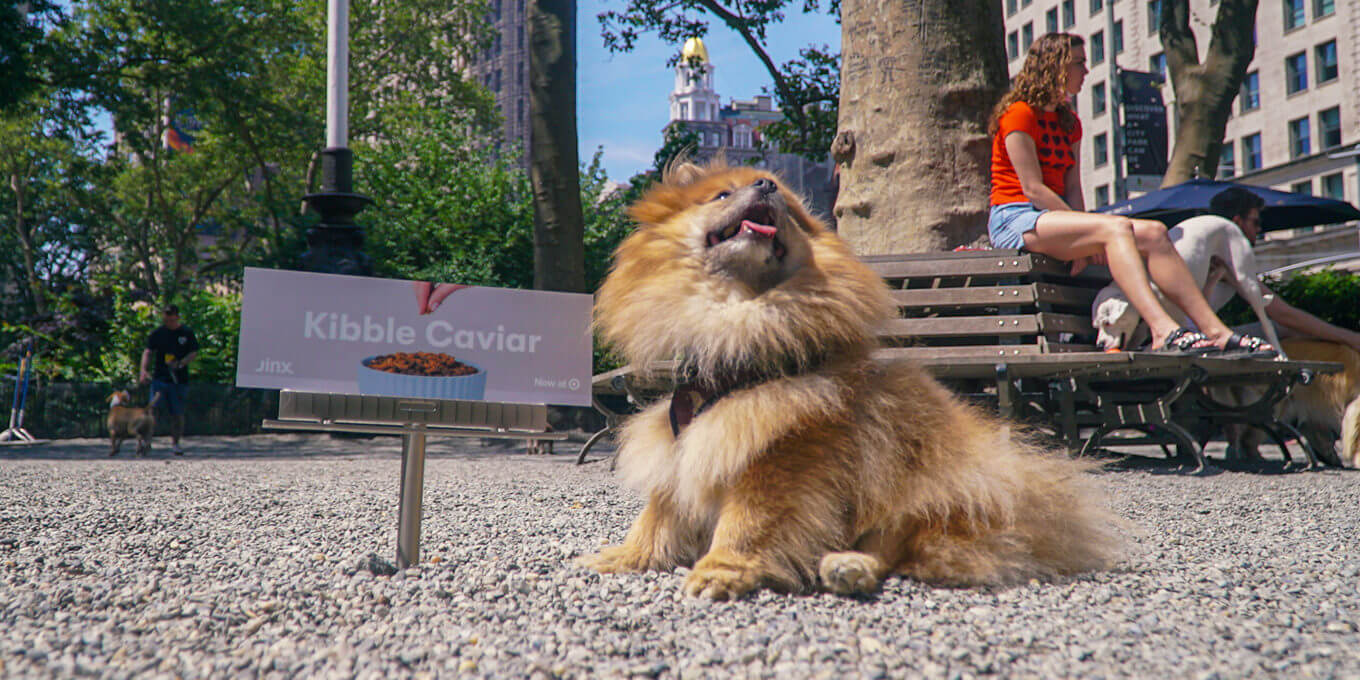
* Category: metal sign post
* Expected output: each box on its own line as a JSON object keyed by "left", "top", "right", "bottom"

{"left": 396, "top": 426, "right": 427, "bottom": 567}
{"left": 263, "top": 391, "right": 566, "bottom": 568}
{"left": 1107, "top": 5, "right": 1126, "bottom": 201}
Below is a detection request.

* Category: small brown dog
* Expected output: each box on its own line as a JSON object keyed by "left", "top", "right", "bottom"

{"left": 1226, "top": 339, "right": 1360, "bottom": 467}
{"left": 582, "top": 160, "right": 1123, "bottom": 599}
{"left": 107, "top": 390, "right": 161, "bottom": 457}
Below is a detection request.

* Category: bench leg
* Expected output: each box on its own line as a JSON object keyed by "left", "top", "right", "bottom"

{"left": 396, "top": 429, "right": 427, "bottom": 569}
{"left": 576, "top": 426, "right": 614, "bottom": 465}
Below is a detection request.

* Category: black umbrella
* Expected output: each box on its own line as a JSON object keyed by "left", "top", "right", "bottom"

{"left": 1097, "top": 178, "right": 1360, "bottom": 231}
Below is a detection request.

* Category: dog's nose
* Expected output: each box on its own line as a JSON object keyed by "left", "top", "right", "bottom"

{"left": 752, "top": 178, "right": 776, "bottom": 196}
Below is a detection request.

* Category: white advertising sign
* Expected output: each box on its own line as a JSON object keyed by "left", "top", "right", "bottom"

{"left": 236, "top": 268, "right": 593, "bottom": 406}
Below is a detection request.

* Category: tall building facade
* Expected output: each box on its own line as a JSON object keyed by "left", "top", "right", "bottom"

{"left": 666, "top": 38, "right": 837, "bottom": 219}
{"left": 466, "top": 0, "right": 531, "bottom": 162}
{"left": 1001, "top": 0, "right": 1359, "bottom": 215}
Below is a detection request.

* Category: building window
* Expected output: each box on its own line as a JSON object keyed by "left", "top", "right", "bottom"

{"left": 1283, "top": 0, "right": 1304, "bottom": 30}
{"left": 1063, "top": 0, "right": 1076, "bottom": 26}
{"left": 1240, "top": 71, "right": 1260, "bottom": 111}
{"left": 1092, "top": 81, "right": 1107, "bottom": 115}
{"left": 1285, "top": 52, "right": 1308, "bottom": 94}
{"left": 1023, "top": 0, "right": 1032, "bottom": 8}
{"left": 1147, "top": 0, "right": 1162, "bottom": 33}
{"left": 1113, "top": 20, "right": 1124, "bottom": 54}
{"left": 1314, "top": 0, "right": 1334, "bottom": 17}
{"left": 1242, "top": 133, "right": 1262, "bottom": 171}
{"left": 1095, "top": 184, "right": 1110, "bottom": 208}
{"left": 1008, "top": 0, "right": 1018, "bottom": 14}
{"left": 1322, "top": 173, "right": 1344, "bottom": 200}
{"left": 1094, "top": 133, "right": 1109, "bottom": 166}
{"left": 1319, "top": 107, "right": 1342, "bottom": 149}
{"left": 1289, "top": 117, "right": 1311, "bottom": 158}
{"left": 1218, "top": 143, "right": 1235, "bottom": 178}
{"left": 1291, "top": 180, "right": 1313, "bottom": 195}
{"left": 1091, "top": 0, "right": 1103, "bottom": 15}
{"left": 1150, "top": 52, "right": 1166, "bottom": 75}
{"left": 1315, "top": 41, "right": 1338, "bottom": 83}
{"left": 1022, "top": 23, "right": 1034, "bottom": 51}
{"left": 1091, "top": 30, "right": 1105, "bottom": 64}
{"left": 679, "top": 102, "right": 688, "bottom": 119}
{"left": 1008, "top": 31, "right": 1020, "bottom": 60}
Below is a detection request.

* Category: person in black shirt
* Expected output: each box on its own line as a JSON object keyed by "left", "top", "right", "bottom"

{"left": 139, "top": 304, "right": 199, "bottom": 455}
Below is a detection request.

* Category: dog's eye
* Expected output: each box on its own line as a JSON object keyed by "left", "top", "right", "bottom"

{"left": 711, "top": 191, "right": 731, "bottom": 202}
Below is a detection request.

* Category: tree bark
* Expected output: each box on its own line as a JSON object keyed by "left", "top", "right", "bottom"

{"left": 527, "top": 0, "right": 587, "bottom": 293}
{"left": 9, "top": 169, "right": 46, "bottom": 314}
{"left": 834, "top": 0, "right": 1009, "bottom": 254}
{"left": 1159, "top": 0, "right": 1258, "bottom": 185}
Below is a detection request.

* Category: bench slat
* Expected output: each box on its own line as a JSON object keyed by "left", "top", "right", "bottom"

{"left": 880, "top": 315, "right": 1040, "bottom": 337}
{"left": 1034, "top": 282, "right": 1100, "bottom": 307}
{"left": 890, "top": 284, "right": 1100, "bottom": 311}
{"left": 873, "top": 345, "right": 1044, "bottom": 360}
{"left": 890, "top": 286, "right": 1035, "bottom": 308}
{"left": 868, "top": 253, "right": 1070, "bottom": 279}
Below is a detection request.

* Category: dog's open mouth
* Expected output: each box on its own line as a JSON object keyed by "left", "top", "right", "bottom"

{"left": 705, "top": 204, "right": 785, "bottom": 258}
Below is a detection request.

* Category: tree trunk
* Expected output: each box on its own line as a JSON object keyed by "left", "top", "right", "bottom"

{"left": 833, "top": 0, "right": 1009, "bottom": 254}
{"left": 9, "top": 171, "right": 46, "bottom": 314}
{"left": 1160, "top": 0, "right": 1258, "bottom": 185}
{"left": 527, "top": 0, "right": 587, "bottom": 293}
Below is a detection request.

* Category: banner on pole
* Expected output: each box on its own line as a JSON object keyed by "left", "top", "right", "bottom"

{"left": 1119, "top": 70, "right": 1169, "bottom": 181}
{"left": 236, "top": 268, "right": 593, "bottom": 406}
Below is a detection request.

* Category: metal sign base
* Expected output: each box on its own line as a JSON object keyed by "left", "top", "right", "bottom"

{"left": 261, "top": 391, "right": 566, "bottom": 569}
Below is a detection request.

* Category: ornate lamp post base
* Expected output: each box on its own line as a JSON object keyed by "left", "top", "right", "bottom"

{"left": 302, "top": 147, "right": 372, "bottom": 275}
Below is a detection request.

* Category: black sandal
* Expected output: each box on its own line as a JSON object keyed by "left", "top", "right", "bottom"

{"left": 1152, "top": 327, "right": 1215, "bottom": 356}
{"left": 1219, "top": 332, "right": 1278, "bottom": 358}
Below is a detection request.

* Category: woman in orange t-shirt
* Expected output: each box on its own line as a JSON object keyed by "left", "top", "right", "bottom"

{"left": 987, "top": 33, "right": 1274, "bottom": 356}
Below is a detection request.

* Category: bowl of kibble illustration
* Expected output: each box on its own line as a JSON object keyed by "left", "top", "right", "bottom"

{"left": 356, "top": 352, "right": 487, "bottom": 400}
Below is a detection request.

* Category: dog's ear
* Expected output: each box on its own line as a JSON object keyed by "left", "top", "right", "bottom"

{"left": 662, "top": 161, "right": 705, "bottom": 187}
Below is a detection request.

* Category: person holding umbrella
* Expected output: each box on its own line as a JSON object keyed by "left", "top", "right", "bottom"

{"left": 139, "top": 304, "right": 199, "bottom": 455}
{"left": 986, "top": 33, "right": 1275, "bottom": 356}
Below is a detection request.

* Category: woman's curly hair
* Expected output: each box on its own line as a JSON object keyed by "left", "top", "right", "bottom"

{"left": 988, "top": 33, "right": 1084, "bottom": 135}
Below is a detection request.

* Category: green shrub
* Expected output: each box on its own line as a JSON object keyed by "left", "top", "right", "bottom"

{"left": 1218, "top": 268, "right": 1360, "bottom": 330}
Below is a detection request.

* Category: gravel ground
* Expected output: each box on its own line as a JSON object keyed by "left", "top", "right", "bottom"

{"left": 2, "top": 433, "right": 1359, "bottom": 679}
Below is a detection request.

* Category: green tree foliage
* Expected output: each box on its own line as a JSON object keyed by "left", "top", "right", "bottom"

{"left": 597, "top": 0, "right": 839, "bottom": 160}
{"left": 0, "top": 0, "right": 62, "bottom": 110}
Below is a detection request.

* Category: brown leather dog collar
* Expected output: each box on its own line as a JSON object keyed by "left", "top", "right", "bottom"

{"left": 667, "top": 357, "right": 823, "bottom": 437}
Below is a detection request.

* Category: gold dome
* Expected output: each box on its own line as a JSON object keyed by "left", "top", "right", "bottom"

{"left": 681, "top": 37, "right": 709, "bottom": 64}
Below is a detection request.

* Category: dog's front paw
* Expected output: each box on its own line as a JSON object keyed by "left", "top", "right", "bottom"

{"left": 818, "top": 551, "right": 882, "bottom": 595}
{"left": 577, "top": 544, "right": 655, "bottom": 574}
{"left": 684, "top": 555, "right": 760, "bottom": 600}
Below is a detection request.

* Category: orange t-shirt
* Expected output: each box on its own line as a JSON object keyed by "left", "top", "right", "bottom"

{"left": 990, "top": 101, "right": 1082, "bottom": 205}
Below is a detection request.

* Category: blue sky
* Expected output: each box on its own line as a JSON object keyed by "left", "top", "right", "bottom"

{"left": 575, "top": 0, "right": 841, "bottom": 181}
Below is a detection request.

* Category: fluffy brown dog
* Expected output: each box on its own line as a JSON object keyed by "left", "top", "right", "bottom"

{"left": 581, "top": 161, "right": 1123, "bottom": 599}
{"left": 107, "top": 390, "right": 160, "bottom": 457}
{"left": 1227, "top": 339, "right": 1360, "bottom": 467}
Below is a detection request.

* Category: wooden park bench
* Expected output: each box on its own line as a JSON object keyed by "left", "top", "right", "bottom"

{"left": 580, "top": 249, "right": 1342, "bottom": 471}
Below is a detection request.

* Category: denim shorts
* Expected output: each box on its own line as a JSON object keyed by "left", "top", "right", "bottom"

{"left": 150, "top": 380, "right": 188, "bottom": 416}
{"left": 988, "top": 202, "right": 1047, "bottom": 250}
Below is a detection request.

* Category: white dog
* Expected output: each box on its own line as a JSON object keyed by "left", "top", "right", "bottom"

{"left": 1091, "top": 215, "right": 1287, "bottom": 359}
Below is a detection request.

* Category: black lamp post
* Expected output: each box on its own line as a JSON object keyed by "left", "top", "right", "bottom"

{"left": 301, "top": 0, "right": 372, "bottom": 275}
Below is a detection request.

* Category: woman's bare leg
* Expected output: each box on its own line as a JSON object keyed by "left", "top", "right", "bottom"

{"left": 1023, "top": 211, "right": 1199, "bottom": 349}
{"left": 1128, "top": 219, "right": 1239, "bottom": 347}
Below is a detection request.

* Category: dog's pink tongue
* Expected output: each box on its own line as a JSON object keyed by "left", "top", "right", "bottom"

{"left": 741, "top": 220, "right": 777, "bottom": 237}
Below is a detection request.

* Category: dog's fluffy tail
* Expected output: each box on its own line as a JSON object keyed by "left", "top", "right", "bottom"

{"left": 1343, "top": 397, "right": 1360, "bottom": 468}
